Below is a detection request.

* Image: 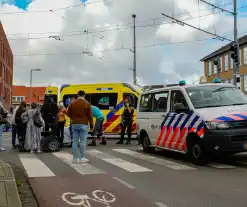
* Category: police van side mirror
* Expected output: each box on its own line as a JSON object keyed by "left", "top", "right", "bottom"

{"left": 174, "top": 103, "right": 190, "bottom": 114}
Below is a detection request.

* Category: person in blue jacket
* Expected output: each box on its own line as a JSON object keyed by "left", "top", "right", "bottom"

{"left": 88, "top": 105, "right": 106, "bottom": 146}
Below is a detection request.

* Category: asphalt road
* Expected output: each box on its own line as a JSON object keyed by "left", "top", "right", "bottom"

{"left": 2, "top": 133, "right": 247, "bottom": 207}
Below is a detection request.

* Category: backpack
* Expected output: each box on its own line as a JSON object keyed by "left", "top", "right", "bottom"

{"left": 34, "top": 110, "right": 42, "bottom": 128}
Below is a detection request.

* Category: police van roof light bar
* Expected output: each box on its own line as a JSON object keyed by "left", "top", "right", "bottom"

{"left": 143, "top": 84, "right": 179, "bottom": 91}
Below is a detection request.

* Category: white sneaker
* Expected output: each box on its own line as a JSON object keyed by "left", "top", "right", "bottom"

{"left": 0, "top": 147, "right": 6, "bottom": 151}
{"left": 30, "top": 150, "right": 34, "bottom": 153}
{"left": 37, "top": 149, "right": 42, "bottom": 153}
{"left": 79, "top": 158, "right": 89, "bottom": 163}
{"left": 72, "top": 159, "right": 78, "bottom": 164}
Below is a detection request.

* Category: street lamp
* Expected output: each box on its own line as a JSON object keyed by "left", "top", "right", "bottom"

{"left": 30, "top": 69, "right": 41, "bottom": 107}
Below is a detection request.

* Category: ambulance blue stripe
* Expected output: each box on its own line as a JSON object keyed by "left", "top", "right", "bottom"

{"left": 166, "top": 114, "right": 177, "bottom": 129}
{"left": 196, "top": 122, "right": 204, "bottom": 132}
{"left": 106, "top": 101, "right": 124, "bottom": 120}
{"left": 232, "top": 114, "right": 247, "bottom": 120}
{"left": 188, "top": 116, "right": 199, "bottom": 131}
{"left": 215, "top": 116, "right": 235, "bottom": 121}
{"left": 180, "top": 111, "right": 193, "bottom": 130}
{"left": 173, "top": 114, "right": 184, "bottom": 130}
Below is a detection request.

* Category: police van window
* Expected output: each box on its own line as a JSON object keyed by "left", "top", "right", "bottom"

{"left": 139, "top": 94, "right": 153, "bottom": 112}
{"left": 153, "top": 92, "right": 168, "bottom": 112}
{"left": 123, "top": 93, "right": 138, "bottom": 108}
{"left": 170, "top": 90, "right": 188, "bottom": 112}
{"left": 186, "top": 86, "right": 247, "bottom": 108}
{"left": 90, "top": 93, "right": 118, "bottom": 110}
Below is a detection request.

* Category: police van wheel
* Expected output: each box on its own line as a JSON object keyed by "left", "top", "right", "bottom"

{"left": 142, "top": 134, "right": 155, "bottom": 153}
{"left": 187, "top": 138, "right": 208, "bottom": 166}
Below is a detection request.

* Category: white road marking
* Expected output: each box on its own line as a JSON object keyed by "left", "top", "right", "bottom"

{"left": 53, "top": 152, "right": 105, "bottom": 175}
{"left": 207, "top": 163, "right": 236, "bottom": 169}
{"left": 87, "top": 149, "right": 152, "bottom": 172}
{"left": 155, "top": 202, "right": 169, "bottom": 207}
{"left": 112, "top": 177, "right": 135, "bottom": 189}
{"left": 113, "top": 149, "right": 195, "bottom": 171}
{"left": 19, "top": 154, "right": 55, "bottom": 178}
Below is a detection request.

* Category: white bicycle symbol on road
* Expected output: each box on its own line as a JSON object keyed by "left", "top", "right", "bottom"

{"left": 62, "top": 190, "right": 116, "bottom": 206}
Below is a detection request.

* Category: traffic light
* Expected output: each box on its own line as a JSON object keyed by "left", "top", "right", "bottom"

{"left": 230, "top": 43, "right": 239, "bottom": 65}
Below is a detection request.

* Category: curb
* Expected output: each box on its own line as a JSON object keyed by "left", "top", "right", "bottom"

{"left": 0, "top": 160, "right": 22, "bottom": 207}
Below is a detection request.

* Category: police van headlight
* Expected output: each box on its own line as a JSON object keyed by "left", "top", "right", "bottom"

{"left": 205, "top": 121, "right": 230, "bottom": 130}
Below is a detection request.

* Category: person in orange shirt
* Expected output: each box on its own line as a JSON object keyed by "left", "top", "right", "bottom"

{"left": 57, "top": 102, "right": 67, "bottom": 147}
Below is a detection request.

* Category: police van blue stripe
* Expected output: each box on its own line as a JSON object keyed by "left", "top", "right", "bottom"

{"left": 215, "top": 116, "right": 235, "bottom": 121}
{"left": 180, "top": 111, "right": 193, "bottom": 130}
{"left": 188, "top": 116, "right": 199, "bottom": 131}
{"left": 173, "top": 114, "right": 184, "bottom": 130}
{"left": 196, "top": 122, "right": 204, "bottom": 132}
{"left": 166, "top": 114, "right": 177, "bottom": 129}
{"left": 232, "top": 114, "right": 247, "bottom": 120}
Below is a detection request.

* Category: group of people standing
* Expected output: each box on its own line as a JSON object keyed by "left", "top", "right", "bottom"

{"left": 12, "top": 101, "right": 45, "bottom": 153}
{"left": 0, "top": 90, "right": 134, "bottom": 165}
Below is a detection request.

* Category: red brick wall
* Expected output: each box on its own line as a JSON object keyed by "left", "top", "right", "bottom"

{"left": 12, "top": 85, "right": 46, "bottom": 104}
{"left": 0, "top": 23, "right": 13, "bottom": 111}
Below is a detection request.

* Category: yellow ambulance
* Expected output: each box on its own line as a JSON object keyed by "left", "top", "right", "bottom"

{"left": 59, "top": 83, "right": 141, "bottom": 135}
{"left": 44, "top": 86, "right": 58, "bottom": 104}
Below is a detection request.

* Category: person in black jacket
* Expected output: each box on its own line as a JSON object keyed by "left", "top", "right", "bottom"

{"left": 116, "top": 97, "right": 134, "bottom": 145}
{"left": 41, "top": 96, "right": 59, "bottom": 132}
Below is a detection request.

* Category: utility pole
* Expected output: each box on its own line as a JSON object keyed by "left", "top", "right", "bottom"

{"left": 232, "top": 0, "right": 240, "bottom": 87}
{"left": 132, "top": 14, "right": 137, "bottom": 85}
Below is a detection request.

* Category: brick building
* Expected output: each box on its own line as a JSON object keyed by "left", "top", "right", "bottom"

{"left": 12, "top": 85, "right": 46, "bottom": 109}
{"left": 0, "top": 22, "right": 13, "bottom": 111}
{"left": 201, "top": 35, "right": 247, "bottom": 91}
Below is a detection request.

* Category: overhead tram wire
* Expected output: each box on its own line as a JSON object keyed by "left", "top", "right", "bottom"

{"left": 0, "top": 0, "right": 104, "bottom": 15}
{"left": 0, "top": 0, "right": 240, "bottom": 16}
{"left": 5, "top": 3, "right": 246, "bottom": 39}
{"left": 7, "top": 5, "right": 247, "bottom": 42}
{"left": 13, "top": 37, "right": 214, "bottom": 57}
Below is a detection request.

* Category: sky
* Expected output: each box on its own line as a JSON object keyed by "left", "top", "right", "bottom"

{"left": 0, "top": 0, "right": 247, "bottom": 87}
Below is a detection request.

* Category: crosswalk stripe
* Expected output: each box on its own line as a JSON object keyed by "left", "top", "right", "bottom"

{"left": 112, "top": 149, "right": 195, "bottom": 171}
{"left": 53, "top": 152, "right": 105, "bottom": 175}
{"left": 155, "top": 202, "right": 169, "bottom": 207}
{"left": 87, "top": 149, "right": 152, "bottom": 172}
{"left": 207, "top": 163, "right": 236, "bottom": 169}
{"left": 19, "top": 154, "right": 55, "bottom": 178}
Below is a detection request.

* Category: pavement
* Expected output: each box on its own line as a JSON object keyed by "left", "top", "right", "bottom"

{"left": 0, "top": 159, "right": 22, "bottom": 207}
{"left": 2, "top": 133, "right": 247, "bottom": 207}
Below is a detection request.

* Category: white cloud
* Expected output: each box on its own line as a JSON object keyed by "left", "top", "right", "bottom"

{"left": 0, "top": 0, "right": 246, "bottom": 87}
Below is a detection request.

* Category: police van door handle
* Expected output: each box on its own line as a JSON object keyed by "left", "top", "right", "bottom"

{"left": 161, "top": 115, "right": 166, "bottom": 117}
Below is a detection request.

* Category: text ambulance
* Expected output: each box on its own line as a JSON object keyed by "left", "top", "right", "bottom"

{"left": 136, "top": 80, "right": 247, "bottom": 165}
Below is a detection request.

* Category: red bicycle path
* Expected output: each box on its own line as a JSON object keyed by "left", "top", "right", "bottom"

{"left": 29, "top": 174, "right": 158, "bottom": 207}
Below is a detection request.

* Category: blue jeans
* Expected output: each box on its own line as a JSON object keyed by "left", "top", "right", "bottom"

{"left": 12, "top": 125, "right": 17, "bottom": 146}
{"left": 72, "top": 124, "right": 88, "bottom": 160}
{"left": 0, "top": 125, "right": 3, "bottom": 147}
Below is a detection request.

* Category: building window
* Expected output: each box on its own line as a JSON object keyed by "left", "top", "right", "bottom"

{"left": 208, "top": 61, "right": 211, "bottom": 76}
{"left": 230, "top": 56, "right": 233, "bottom": 69}
{"left": 12, "top": 96, "right": 25, "bottom": 102}
{"left": 244, "top": 47, "right": 247, "bottom": 65}
{"left": 224, "top": 55, "right": 228, "bottom": 71}
{"left": 213, "top": 64, "right": 217, "bottom": 74}
{"left": 239, "top": 48, "right": 242, "bottom": 66}
{"left": 243, "top": 75, "right": 247, "bottom": 92}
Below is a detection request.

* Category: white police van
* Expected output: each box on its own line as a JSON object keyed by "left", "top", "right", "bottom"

{"left": 136, "top": 78, "right": 247, "bottom": 165}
